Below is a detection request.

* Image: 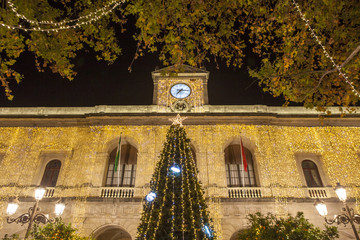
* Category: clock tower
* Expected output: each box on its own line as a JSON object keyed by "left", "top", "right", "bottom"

{"left": 152, "top": 65, "right": 209, "bottom": 112}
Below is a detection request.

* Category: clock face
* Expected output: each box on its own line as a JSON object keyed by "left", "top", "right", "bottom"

{"left": 170, "top": 83, "right": 191, "bottom": 99}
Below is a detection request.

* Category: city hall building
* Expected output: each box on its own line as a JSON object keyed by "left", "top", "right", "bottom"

{"left": 0, "top": 65, "right": 359, "bottom": 239}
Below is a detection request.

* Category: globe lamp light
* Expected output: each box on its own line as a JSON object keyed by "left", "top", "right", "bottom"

{"left": 146, "top": 192, "right": 157, "bottom": 202}
{"left": 170, "top": 164, "right": 181, "bottom": 174}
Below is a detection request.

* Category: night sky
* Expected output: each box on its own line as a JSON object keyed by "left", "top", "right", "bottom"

{"left": 0, "top": 20, "right": 286, "bottom": 107}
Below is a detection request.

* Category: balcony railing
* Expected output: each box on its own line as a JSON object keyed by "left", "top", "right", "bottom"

{"left": 44, "top": 187, "right": 55, "bottom": 198}
{"left": 0, "top": 186, "right": 338, "bottom": 199}
{"left": 228, "top": 187, "right": 262, "bottom": 198}
{"left": 306, "top": 187, "right": 331, "bottom": 198}
{"left": 100, "top": 187, "right": 134, "bottom": 198}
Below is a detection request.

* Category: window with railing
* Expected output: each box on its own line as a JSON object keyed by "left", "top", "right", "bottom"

{"left": 225, "top": 144, "right": 257, "bottom": 187}
{"left": 105, "top": 143, "right": 137, "bottom": 187}
{"left": 302, "top": 160, "right": 323, "bottom": 187}
{"left": 40, "top": 160, "right": 61, "bottom": 187}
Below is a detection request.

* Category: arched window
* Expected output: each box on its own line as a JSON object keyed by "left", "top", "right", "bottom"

{"left": 40, "top": 160, "right": 61, "bottom": 187}
{"left": 105, "top": 143, "right": 137, "bottom": 187}
{"left": 302, "top": 160, "right": 323, "bottom": 187}
{"left": 225, "top": 144, "right": 256, "bottom": 187}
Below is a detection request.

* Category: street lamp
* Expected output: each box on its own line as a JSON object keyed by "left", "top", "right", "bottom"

{"left": 54, "top": 201, "right": 66, "bottom": 216}
{"left": 314, "top": 183, "right": 360, "bottom": 240}
{"left": 6, "top": 187, "right": 65, "bottom": 239}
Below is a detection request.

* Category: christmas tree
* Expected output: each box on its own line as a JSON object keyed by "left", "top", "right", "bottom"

{"left": 137, "top": 115, "right": 216, "bottom": 239}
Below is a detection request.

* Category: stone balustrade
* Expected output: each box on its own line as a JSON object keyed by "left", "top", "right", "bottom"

{"left": 43, "top": 187, "right": 55, "bottom": 198}
{"left": 228, "top": 187, "right": 263, "bottom": 198}
{"left": 306, "top": 187, "right": 332, "bottom": 199}
{"left": 0, "top": 186, "right": 355, "bottom": 200}
{"left": 100, "top": 187, "right": 135, "bottom": 198}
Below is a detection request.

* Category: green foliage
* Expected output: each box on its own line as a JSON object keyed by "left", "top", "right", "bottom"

{"left": 3, "top": 234, "right": 20, "bottom": 240}
{"left": 30, "top": 218, "right": 92, "bottom": 240}
{"left": 126, "top": 0, "right": 246, "bottom": 68}
{"left": 245, "top": 0, "right": 360, "bottom": 112}
{"left": 3, "top": 219, "right": 92, "bottom": 240}
{"left": 0, "top": 0, "right": 123, "bottom": 100}
{"left": 137, "top": 124, "right": 215, "bottom": 239}
{"left": 127, "top": 0, "right": 360, "bottom": 112}
{"left": 1, "top": 0, "right": 359, "bottom": 111}
{"left": 127, "top": 0, "right": 360, "bottom": 111}
{"left": 237, "top": 212, "right": 338, "bottom": 240}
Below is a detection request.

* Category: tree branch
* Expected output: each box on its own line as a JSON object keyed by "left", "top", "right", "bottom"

{"left": 316, "top": 44, "right": 360, "bottom": 89}
{"left": 266, "top": 70, "right": 326, "bottom": 79}
{"left": 262, "top": 45, "right": 360, "bottom": 102}
{"left": 300, "top": 45, "right": 360, "bottom": 101}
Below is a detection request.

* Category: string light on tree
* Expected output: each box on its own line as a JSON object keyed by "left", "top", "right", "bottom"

{"left": 202, "top": 224, "right": 214, "bottom": 238}
{"left": 170, "top": 163, "right": 181, "bottom": 174}
{"left": 7, "top": 0, "right": 121, "bottom": 26}
{"left": 0, "top": 0, "right": 125, "bottom": 33}
{"left": 146, "top": 192, "right": 157, "bottom": 202}
{"left": 292, "top": 0, "right": 360, "bottom": 98}
{"left": 136, "top": 116, "right": 216, "bottom": 239}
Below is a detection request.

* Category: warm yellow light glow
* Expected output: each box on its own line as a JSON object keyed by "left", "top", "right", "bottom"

{"left": 335, "top": 183, "right": 347, "bottom": 202}
{"left": 55, "top": 202, "right": 66, "bottom": 216}
{"left": 7, "top": 199, "right": 19, "bottom": 216}
{"left": 315, "top": 199, "right": 328, "bottom": 216}
{"left": 35, "top": 187, "right": 46, "bottom": 200}
{"left": 0, "top": 123, "right": 360, "bottom": 238}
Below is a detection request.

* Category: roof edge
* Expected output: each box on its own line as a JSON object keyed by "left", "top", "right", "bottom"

{"left": 0, "top": 105, "right": 357, "bottom": 117}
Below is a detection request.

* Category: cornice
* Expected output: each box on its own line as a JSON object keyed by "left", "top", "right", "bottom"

{"left": 0, "top": 105, "right": 358, "bottom": 127}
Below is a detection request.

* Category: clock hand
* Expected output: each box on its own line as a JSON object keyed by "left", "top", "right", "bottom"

{"left": 177, "top": 89, "right": 183, "bottom": 94}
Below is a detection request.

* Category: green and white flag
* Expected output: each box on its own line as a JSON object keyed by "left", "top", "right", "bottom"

{"left": 114, "top": 136, "right": 121, "bottom": 172}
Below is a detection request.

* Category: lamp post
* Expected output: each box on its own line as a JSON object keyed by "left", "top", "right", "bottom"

{"left": 314, "top": 183, "right": 360, "bottom": 240}
{"left": 6, "top": 187, "right": 65, "bottom": 239}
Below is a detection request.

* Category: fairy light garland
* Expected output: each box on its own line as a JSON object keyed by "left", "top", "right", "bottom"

{"left": 183, "top": 136, "right": 198, "bottom": 239}
{"left": 208, "top": 196, "right": 223, "bottom": 239}
{"left": 136, "top": 124, "right": 216, "bottom": 239}
{"left": 193, "top": 164, "right": 210, "bottom": 239}
{"left": 0, "top": 123, "right": 360, "bottom": 237}
{"left": 1, "top": 124, "right": 359, "bottom": 194}
{"left": 141, "top": 148, "right": 166, "bottom": 238}
{"left": 292, "top": 0, "right": 360, "bottom": 98}
{"left": 148, "top": 133, "right": 172, "bottom": 239}
{"left": 0, "top": 0, "right": 125, "bottom": 32}
{"left": 180, "top": 142, "right": 186, "bottom": 239}
{"left": 170, "top": 140, "right": 176, "bottom": 239}
{"left": 7, "top": 0, "right": 122, "bottom": 26}
{"left": 186, "top": 141, "right": 206, "bottom": 236}
{"left": 182, "top": 132, "right": 198, "bottom": 239}
{"left": 72, "top": 197, "right": 87, "bottom": 234}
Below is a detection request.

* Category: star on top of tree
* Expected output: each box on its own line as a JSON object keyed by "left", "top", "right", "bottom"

{"left": 169, "top": 114, "right": 187, "bottom": 126}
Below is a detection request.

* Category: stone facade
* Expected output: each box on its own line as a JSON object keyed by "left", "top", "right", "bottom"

{"left": 0, "top": 63, "right": 358, "bottom": 240}
{"left": 0, "top": 106, "right": 359, "bottom": 239}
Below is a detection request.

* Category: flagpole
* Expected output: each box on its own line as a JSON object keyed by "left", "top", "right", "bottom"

{"left": 114, "top": 135, "right": 122, "bottom": 187}
{"left": 117, "top": 137, "right": 121, "bottom": 187}
{"left": 240, "top": 137, "right": 245, "bottom": 187}
{"left": 117, "top": 163, "right": 120, "bottom": 187}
